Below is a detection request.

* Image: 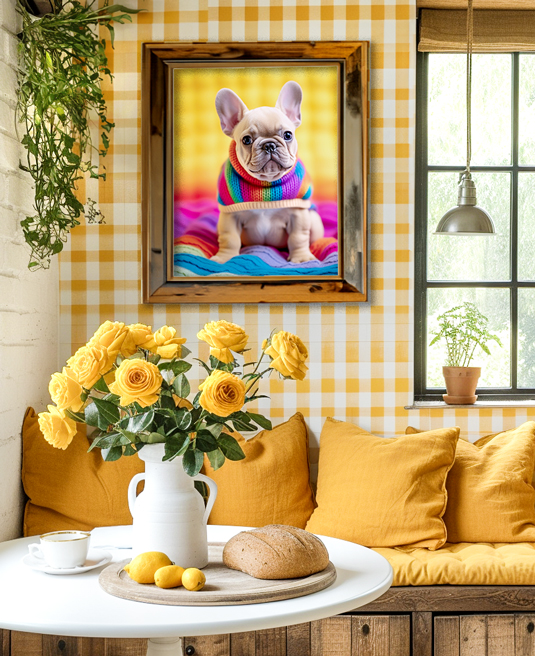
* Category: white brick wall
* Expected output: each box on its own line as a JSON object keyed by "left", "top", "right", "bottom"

{"left": 0, "top": 0, "right": 59, "bottom": 542}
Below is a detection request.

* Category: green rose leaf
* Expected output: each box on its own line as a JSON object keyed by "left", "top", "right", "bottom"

{"left": 159, "top": 393, "right": 176, "bottom": 410}
{"left": 65, "top": 409, "right": 85, "bottom": 423}
{"left": 202, "top": 421, "right": 223, "bottom": 439}
{"left": 175, "top": 408, "right": 193, "bottom": 432}
{"left": 92, "top": 376, "right": 110, "bottom": 393}
{"left": 123, "top": 444, "right": 138, "bottom": 456}
{"left": 105, "top": 446, "right": 123, "bottom": 461}
{"left": 195, "top": 430, "right": 219, "bottom": 453}
{"left": 159, "top": 360, "right": 192, "bottom": 375}
{"left": 127, "top": 410, "right": 155, "bottom": 434}
{"left": 140, "top": 432, "right": 167, "bottom": 444}
{"left": 217, "top": 434, "right": 245, "bottom": 461}
{"left": 163, "top": 433, "right": 190, "bottom": 461}
{"left": 182, "top": 446, "right": 204, "bottom": 476}
{"left": 116, "top": 428, "right": 138, "bottom": 444}
{"left": 84, "top": 402, "right": 101, "bottom": 428}
{"left": 245, "top": 412, "right": 272, "bottom": 431}
{"left": 207, "top": 448, "right": 226, "bottom": 471}
{"left": 88, "top": 435, "right": 107, "bottom": 452}
{"left": 92, "top": 397, "right": 120, "bottom": 428}
{"left": 231, "top": 416, "right": 256, "bottom": 432}
{"left": 173, "top": 374, "right": 191, "bottom": 399}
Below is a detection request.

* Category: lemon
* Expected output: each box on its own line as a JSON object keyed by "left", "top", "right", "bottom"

{"left": 154, "top": 565, "right": 185, "bottom": 589}
{"left": 123, "top": 551, "right": 173, "bottom": 584}
{"left": 182, "top": 567, "right": 206, "bottom": 591}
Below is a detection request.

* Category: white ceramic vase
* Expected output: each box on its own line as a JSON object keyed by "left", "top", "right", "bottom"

{"left": 127, "top": 443, "right": 218, "bottom": 568}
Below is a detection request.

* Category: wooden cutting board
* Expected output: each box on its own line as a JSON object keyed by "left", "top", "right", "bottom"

{"left": 99, "top": 542, "right": 336, "bottom": 606}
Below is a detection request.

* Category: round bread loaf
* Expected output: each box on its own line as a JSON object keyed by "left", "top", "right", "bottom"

{"left": 222, "top": 524, "right": 330, "bottom": 580}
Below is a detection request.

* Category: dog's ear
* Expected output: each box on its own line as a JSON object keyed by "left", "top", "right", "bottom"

{"left": 215, "top": 89, "right": 249, "bottom": 137}
{"left": 276, "top": 81, "right": 302, "bottom": 128}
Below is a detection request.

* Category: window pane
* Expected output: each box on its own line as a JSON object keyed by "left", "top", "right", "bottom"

{"left": 518, "top": 173, "right": 535, "bottom": 281}
{"left": 427, "top": 288, "right": 510, "bottom": 389}
{"left": 519, "top": 288, "right": 535, "bottom": 388}
{"left": 428, "top": 54, "right": 511, "bottom": 167}
{"left": 427, "top": 172, "right": 510, "bottom": 281}
{"left": 520, "top": 54, "right": 535, "bottom": 165}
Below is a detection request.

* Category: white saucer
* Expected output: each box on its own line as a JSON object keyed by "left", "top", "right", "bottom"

{"left": 22, "top": 548, "right": 112, "bottom": 575}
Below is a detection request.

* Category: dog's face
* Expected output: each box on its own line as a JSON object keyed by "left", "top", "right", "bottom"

{"left": 215, "top": 81, "right": 302, "bottom": 182}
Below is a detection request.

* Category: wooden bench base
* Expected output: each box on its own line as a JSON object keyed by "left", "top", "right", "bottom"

{"left": 4, "top": 586, "right": 535, "bottom": 655}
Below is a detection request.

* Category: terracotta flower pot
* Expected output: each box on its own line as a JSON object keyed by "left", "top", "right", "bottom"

{"left": 442, "top": 366, "right": 481, "bottom": 405}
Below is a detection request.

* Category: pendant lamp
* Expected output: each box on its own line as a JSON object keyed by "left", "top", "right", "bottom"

{"left": 434, "top": 0, "right": 495, "bottom": 236}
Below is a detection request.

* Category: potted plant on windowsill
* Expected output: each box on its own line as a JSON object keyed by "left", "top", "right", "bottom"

{"left": 429, "top": 302, "right": 502, "bottom": 405}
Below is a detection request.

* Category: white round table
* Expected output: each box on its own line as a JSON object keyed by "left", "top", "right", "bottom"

{"left": 0, "top": 525, "right": 392, "bottom": 656}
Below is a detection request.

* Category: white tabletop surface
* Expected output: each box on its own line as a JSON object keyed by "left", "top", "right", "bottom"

{"left": 0, "top": 525, "right": 392, "bottom": 639}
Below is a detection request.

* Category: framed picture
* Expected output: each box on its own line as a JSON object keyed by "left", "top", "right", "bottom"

{"left": 142, "top": 42, "right": 368, "bottom": 304}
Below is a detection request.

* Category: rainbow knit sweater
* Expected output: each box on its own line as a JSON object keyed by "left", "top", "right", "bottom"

{"left": 217, "top": 142, "right": 313, "bottom": 213}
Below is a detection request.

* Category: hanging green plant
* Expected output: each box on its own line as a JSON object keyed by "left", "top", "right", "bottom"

{"left": 16, "top": 0, "right": 140, "bottom": 269}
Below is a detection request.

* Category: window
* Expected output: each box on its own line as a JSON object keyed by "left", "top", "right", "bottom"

{"left": 415, "top": 52, "right": 535, "bottom": 401}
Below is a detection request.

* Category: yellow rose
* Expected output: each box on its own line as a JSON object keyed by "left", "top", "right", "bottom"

{"left": 198, "top": 369, "right": 246, "bottom": 416}
{"left": 121, "top": 323, "right": 154, "bottom": 356}
{"left": 89, "top": 321, "right": 128, "bottom": 357}
{"left": 109, "top": 358, "right": 162, "bottom": 407}
{"left": 149, "top": 326, "right": 187, "bottom": 360}
{"left": 38, "top": 405, "right": 77, "bottom": 450}
{"left": 263, "top": 331, "right": 308, "bottom": 381}
{"left": 48, "top": 367, "right": 84, "bottom": 412}
{"left": 197, "top": 320, "right": 248, "bottom": 364}
{"left": 67, "top": 344, "right": 114, "bottom": 389}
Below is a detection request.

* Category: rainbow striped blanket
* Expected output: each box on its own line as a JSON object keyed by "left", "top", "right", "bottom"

{"left": 174, "top": 200, "right": 338, "bottom": 278}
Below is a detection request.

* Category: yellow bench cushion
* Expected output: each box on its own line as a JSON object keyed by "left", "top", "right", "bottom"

{"left": 374, "top": 542, "right": 535, "bottom": 586}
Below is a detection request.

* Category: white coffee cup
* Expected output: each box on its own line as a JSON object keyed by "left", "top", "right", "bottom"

{"left": 28, "top": 530, "right": 91, "bottom": 569}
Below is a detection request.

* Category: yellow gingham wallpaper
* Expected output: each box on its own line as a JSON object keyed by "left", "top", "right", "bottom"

{"left": 59, "top": 0, "right": 535, "bottom": 452}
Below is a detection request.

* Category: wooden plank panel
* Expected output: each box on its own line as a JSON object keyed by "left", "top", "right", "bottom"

{"left": 515, "top": 615, "right": 535, "bottom": 656}
{"left": 388, "top": 616, "right": 410, "bottom": 656}
{"left": 434, "top": 617, "right": 460, "bottom": 656}
{"left": 79, "top": 638, "right": 106, "bottom": 656}
{"left": 352, "top": 616, "right": 389, "bottom": 656}
{"left": 105, "top": 638, "right": 148, "bottom": 656}
{"left": 183, "top": 635, "right": 230, "bottom": 656}
{"left": 42, "top": 635, "right": 80, "bottom": 656}
{"left": 10, "top": 632, "right": 43, "bottom": 656}
{"left": 255, "top": 628, "right": 286, "bottom": 656}
{"left": 286, "top": 623, "right": 310, "bottom": 656}
{"left": 359, "top": 587, "right": 535, "bottom": 613}
{"left": 413, "top": 612, "right": 433, "bottom": 656}
{"left": 0, "top": 631, "right": 10, "bottom": 656}
{"left": 231, "top": 632, "right": 256, "bottom": 656}
{"left": 460, "top": 616, "right": 487, "bottom": 656}
{"left": 488, "top": 615, "right": 514, "bottom": 656}
{"left": 311, "top": 617, "right": 351, "bottom": 656}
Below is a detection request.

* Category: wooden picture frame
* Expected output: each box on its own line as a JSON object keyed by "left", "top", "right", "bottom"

{"left": 142, "top": 42, "right": 369, "bottom": 304}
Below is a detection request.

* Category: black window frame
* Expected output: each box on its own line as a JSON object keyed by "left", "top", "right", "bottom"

{"left": 415, "top": 50, "right": 535, "bottom": 402}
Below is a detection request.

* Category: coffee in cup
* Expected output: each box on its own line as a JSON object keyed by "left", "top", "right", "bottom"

{"left": 28, "top": 530, "right": 91, "bottom": 568}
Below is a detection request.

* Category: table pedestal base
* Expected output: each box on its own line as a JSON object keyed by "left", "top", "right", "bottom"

{"left": 146, "top": 637, "right": 183, "bottom": 655}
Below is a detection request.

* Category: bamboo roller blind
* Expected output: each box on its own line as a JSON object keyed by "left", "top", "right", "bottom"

{"left": 419, "top": 8, "right": 535, "bottom": 52}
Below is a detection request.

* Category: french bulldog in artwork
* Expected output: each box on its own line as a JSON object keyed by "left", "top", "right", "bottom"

{"left": 212, "top": 81, "right": 324, "bottom": 264}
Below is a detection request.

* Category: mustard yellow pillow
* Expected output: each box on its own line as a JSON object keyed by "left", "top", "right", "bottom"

{"left": 306, "top": 419, "right": 459, "bottom": 549}
{"left": 203, "top": 413, "right": 315, "bottom": 529}
{"left": 22, "top": 408, "right": 144, "bottom": 536}
{"left": 406, "top": 423, "right": 535, "bottom": 543}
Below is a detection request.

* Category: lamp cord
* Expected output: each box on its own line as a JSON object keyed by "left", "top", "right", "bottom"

{"left": 466, "top": 0, "right": 473, "bottom": 173}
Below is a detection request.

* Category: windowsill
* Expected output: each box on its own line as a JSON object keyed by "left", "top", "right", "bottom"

{"left": 406, "top": 401, "right": 535, "bottom": 410}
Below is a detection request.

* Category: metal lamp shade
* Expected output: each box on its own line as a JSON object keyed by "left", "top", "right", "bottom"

{"left": 434, "top": 204, "right": 495, "bottom": 235}
{"left": 434, "top": 172, "right": 495, "bottom": 236}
